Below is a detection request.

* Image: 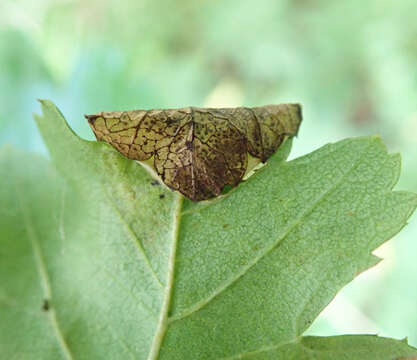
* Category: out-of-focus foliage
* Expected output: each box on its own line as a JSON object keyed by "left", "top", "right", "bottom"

{"left": 1, "top": 0, "right": 417, "bottom": 347}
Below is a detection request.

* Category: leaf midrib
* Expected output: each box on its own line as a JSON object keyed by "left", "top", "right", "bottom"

{"left": 147, "top": 193, "right": 184, "bottom": 360}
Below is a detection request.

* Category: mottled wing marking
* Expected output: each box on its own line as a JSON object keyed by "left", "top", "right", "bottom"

{"left": 86, "top": 104, "right": 302, "bottom": 201}
{"left": 191, "top": 109, "right": 247, "bottom": 201}
{"left": 252, "top": 104, "right": 301, "bottom": 160}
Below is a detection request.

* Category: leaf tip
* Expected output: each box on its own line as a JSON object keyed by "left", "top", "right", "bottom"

{"left": 371, "top": 134, "right": 384, "bottom": 146}
{"left": 401, "top": 337, "right": 409, "bottom": 344}
{"left": 36, "top": 99, "right": 60, "bottom": 120}
{"left": 37, "top": 98, "right": 53, "bottom": 109}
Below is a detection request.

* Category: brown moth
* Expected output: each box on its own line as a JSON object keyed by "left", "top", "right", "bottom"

{"left": 85, "top": 104, "right": 302, "bottom": 201}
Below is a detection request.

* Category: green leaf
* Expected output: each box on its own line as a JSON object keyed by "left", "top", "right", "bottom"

{"left": 233, "top": 336, "right": 417, "bottom": 359}
{"left": 1, "top": 100, "right": 416, "bottom": 359}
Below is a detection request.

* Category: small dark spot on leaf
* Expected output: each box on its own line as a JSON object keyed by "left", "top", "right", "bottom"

{"left": 223, "top": 224, "right": 229, "bottom": 228}
{"left": 151, "top": 180, "right": 160, "bottom": 186}
{"left": 42, "top": 299, "right": 50, "bottom": 312}
{"left": 159, "top": 194, "right": 165, "bottom": 199}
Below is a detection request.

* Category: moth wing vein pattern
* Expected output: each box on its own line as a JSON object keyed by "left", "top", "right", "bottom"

{"left": 86, "top": 103, "right": 302, "bottom": 201}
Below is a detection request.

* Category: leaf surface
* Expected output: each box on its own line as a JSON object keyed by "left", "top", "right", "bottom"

{"left": 0, "top": 100, "right": 416, "bottom": 359}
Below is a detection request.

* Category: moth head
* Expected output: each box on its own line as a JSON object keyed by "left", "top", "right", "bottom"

{"left": 84, "top": 113, "right": 107, "bottom": 141}
{"left": 84, "top": 113, "right": 101, "bottom": 124}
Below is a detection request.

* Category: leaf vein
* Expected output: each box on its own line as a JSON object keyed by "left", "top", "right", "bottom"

{"left": 294, "top": 151, "right": 391, "bottom": 335}
{"left": 104, "top": 193, "right": 164, "bottom": 288}
{"left": 169, "top": 141, "right": 375, "bottom": 323}
{"left": 15, "top": 185, "right": 74, "bottom": 360}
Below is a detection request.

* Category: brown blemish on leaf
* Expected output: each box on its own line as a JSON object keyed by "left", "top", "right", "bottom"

{"left": 86, "top": 104, "right": 302, "bottom": 201}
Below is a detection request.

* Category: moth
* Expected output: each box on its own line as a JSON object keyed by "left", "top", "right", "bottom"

{"left": 86, "top": 104, "right": 302, "bottom": 201}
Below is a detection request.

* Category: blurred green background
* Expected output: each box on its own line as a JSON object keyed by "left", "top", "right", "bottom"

{"left": 1, "top": 0, "right": 417, "bottom": 346}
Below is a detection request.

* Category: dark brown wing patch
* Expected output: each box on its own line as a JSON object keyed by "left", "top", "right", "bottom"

{"left": 86, "top": 104, "right": 302, "bottom": 201}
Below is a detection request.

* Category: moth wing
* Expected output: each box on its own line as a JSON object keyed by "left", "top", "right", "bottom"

{"left": 252, "top": 104, "right": 302, "bottom": 161}
{"left": 86, "top": 109, "right": 190, "bottom": 161}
